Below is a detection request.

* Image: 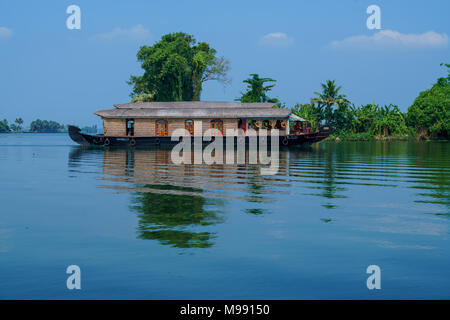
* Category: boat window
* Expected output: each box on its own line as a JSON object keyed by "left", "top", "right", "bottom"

{"left": 155, "top": 120, "right": 168, "bottom": 136}
{"left": 126, "top": 119, "right": 134, "bottom": 136}
{"left": 185, "top": 120, "right": 194, "bottom": 135}
{"left": 210, "top": 120, "right": 223, "bottom": 135}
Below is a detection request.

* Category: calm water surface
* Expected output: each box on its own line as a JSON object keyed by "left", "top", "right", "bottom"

{"left": 0, "top": 133, "right": 449, "bottom": 299}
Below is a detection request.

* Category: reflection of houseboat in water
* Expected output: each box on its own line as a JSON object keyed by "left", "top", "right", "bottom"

{"left": 68, "top": 147, "right": 324, "bottom": 248}
{"left": 68, "top": 101, "right": 329, "bottom": 147}
{"left": 68, "top": 147, "right": 300, "bottom": 248}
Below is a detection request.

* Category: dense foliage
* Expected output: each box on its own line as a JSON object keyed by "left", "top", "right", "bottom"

{"left": 312, "top": 80, "right": 349, "bottom": 125}
{"left": 237, "top": 74, "right": 278, "bottom": 103}
{"left": 292, "top": 102, "right": 408, "bottom": 139}
{"left": 30, "top": 119, "right": 65, "bottom": 133}
{"left": 131, "top": 184, "right": 222, "bottom": 248}
{"left": 131, "top": 92, "right": 156, "bottom": 103}
{"left": 128, "top": 32, "right": 230, "bottom": 102}
{"left": 291, "top": 80, "right": 409, "bottom": 139}
{"left": 234, "top": 71, "right": 448, "bottom": 140}
{"left": 9, "top": 118, "right": 24, "bottom": 132}
{"left": 0, "top": 119, "right": 9, "bottom": 132}
{"left": 406, "top": 67, "right": 450, "bottom": 139}
{"left": 290, "top": 64, "right": 449, "bottom": 140}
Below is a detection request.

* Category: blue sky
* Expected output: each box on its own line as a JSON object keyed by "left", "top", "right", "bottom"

{"left": 0, "top": 0, "right": 449, "bottom": 126}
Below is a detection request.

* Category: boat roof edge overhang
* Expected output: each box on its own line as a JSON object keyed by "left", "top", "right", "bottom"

{"left": 94, "top": 107, "right": 291, "bottom": 120}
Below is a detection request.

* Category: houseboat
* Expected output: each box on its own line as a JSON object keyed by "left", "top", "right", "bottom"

{"left": 68, "top": 101, "right": 329, "bottom": 147}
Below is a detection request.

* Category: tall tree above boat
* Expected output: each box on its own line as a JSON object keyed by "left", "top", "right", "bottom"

{"left": 128, "top": 32, "right": 230, "bottom": 102}
{"left": 237, "top": 74, "right": 278, "bottom": 103}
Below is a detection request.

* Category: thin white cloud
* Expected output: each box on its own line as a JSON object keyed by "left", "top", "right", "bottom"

{"left": 259, "top": 32, "right": 294, "bottom": 47}
{"left": 0, "top": 27, "right": 13, "bottom": 38}
{"left": 330, "top": 30, "right": 448, "bottom": 49}
{"left": 94, "top": 24, "right": 151, "bottom": 41}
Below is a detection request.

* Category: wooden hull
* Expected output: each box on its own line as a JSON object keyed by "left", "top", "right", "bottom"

{"left": 68, "top": 125, "right": 329, "bottom": 147}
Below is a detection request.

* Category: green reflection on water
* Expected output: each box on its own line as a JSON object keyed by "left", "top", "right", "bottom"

{"left": 130, "top": 184, "right": 224, "bottom": 248}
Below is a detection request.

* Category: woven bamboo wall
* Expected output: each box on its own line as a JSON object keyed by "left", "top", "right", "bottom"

{"left": 103, "top": 118, "right": 125, "bottom": 136}
{"left": 102, "top": 118, "right": 286, "bottom": 137}
{"left": 134, "top": 119, "right": 155, "bottom": 136}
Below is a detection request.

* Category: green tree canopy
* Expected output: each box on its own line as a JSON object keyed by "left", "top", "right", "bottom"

{"left": 330, "top": 103, "right": 408, "bottom": 137}
{"left": 13, "top": 118, "right": 23, "bottom": 132}
{"left": 131, "top": 92, "right": 156, "bottom": 103}
{"left": 312, "top": 80, "right": 350, "bottom": 125}
{"left": 406, "top": 80, "right": 450, "bottom": 139}
{"left": 128, "top": 32, "right": 230, "bottom": 102}
{"left": 237, "top": 74, "right": 278, "bottom": 103}
{"left": 372, "top": 104, "right": 408, "bottom": 136}
{"left": 131, "top": 184, "right": 223, "bottom": 248}
{"left": 30, "top": 119, "right": 65, "bottom": 133}
{"left": 291, "top": 102, "right": 321, "bottom": 122}
{"left": 0, "top": 119, "right": 10, "bottom": 133}
{"left": 331, "top": 103, "right": 355, "bottom": 133}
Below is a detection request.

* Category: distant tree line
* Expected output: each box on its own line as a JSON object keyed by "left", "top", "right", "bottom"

{"left": 0, "top": 119, "right": 9, "bottom": 133}
{"left": 80, "top": 124, "right": 98, "bottom": 134}
{"left": 0, "top": 119, "right": 100, "bottom": 134}
{"left": 29, "top": 119, "right": 66, "bottom": 133}
{"left": 0, "top": 118, "right": 25, "bottom": 133}
{"left": 0, "top": 119, "right": 66, "bottom": 133}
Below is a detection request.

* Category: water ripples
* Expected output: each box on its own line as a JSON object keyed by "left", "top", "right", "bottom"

{"left": 68, "top": 142, "right": 450, "bottom": 210}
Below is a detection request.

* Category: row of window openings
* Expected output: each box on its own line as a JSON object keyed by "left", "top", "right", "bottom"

{"left": 125, "top": 119, "right": 224, "bottom": 136}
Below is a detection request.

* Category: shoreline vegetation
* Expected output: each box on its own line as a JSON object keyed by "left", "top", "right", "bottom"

{"left": 0, "top": 119, "right": 97, "bottom": 134}
{"left": 1, "top": 32, "right": 448, "bottom": 142}
{"left": 288, "top": 64, "right": 450, "bottom": 142}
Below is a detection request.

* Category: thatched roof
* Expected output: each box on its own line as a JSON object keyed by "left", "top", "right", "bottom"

{"left": 95, "top": 101, "right": 291, "bottom": 119}
{"left": 113, "top": 101, "right": 276, "bottom": 109}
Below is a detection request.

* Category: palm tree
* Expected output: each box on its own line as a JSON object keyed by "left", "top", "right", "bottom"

{"left": 238, "top": 74, "right": 278, "bottom": 103}
{"left": 14, "top": 118, "right": 23, "bottom": 132}
{"left": 312, "top": 80, "right": 350, "bottom": 126}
